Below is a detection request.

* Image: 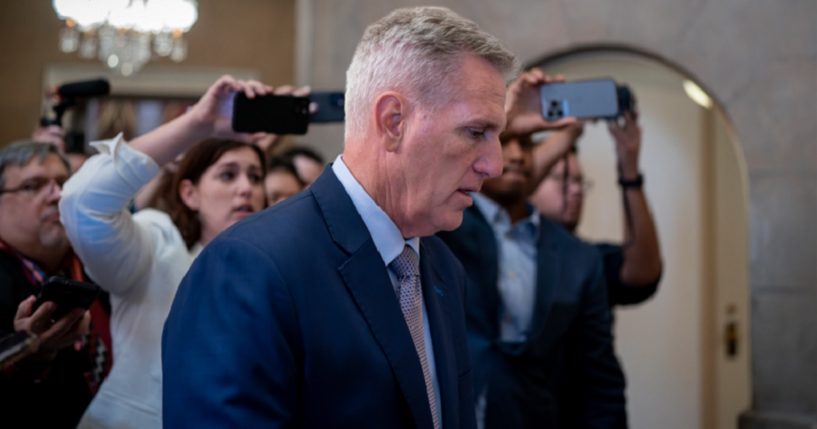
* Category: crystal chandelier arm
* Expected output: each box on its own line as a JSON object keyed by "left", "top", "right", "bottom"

{"left": 54, "top": 0, "right": 200, "bottom": 75}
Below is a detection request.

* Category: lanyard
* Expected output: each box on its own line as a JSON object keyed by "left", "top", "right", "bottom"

{"left": 0, "top": 238, "right": 83, "bottom": 286}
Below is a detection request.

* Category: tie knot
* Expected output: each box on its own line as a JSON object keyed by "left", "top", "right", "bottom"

{"left": 389, "top": 246, "right": 419, "bottom": 279}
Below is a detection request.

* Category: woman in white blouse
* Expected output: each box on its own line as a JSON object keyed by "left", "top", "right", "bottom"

{"left": 59, "top": 76, "right": 282, "bottom": 428}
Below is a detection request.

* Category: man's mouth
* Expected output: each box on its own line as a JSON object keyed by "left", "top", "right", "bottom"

{"left": 41, "top": 209, "right": 60, "bottom": 222}
{"left": 502, "top": 167, "right": 529, "bottom": 178}
{"left": 458, "top": 184, "right": 479, "bottom": 195}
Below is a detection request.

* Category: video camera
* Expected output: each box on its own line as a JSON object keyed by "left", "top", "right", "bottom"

{"left": 40, "top": 78, "right": 110, "bottom": 128}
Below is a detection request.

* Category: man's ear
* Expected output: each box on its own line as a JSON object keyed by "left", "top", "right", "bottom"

{"left": 374, "top": 92, "right": 405, "bottom": 152}
{"left": 178, "top": 179, "right": 200, "bottom": 211}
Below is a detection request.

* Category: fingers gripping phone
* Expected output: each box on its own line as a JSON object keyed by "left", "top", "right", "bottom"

{"left": 232, "top": 93, "right": 310, "bottom": 135}
{"left": 33, "top": 276, "right": 101, "bottom": 320}
{"left": 540, "top": 79, "right": 621, "bottom": 121}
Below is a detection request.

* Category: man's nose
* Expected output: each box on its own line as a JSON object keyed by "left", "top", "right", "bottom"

{"left": 474, "top": 139, "right": 503, "bottom": 179}
{"left": 504, "top": 140, "right": 525, "bottom": 164}
{"left": 47, "top": 179, "right": 63, "bottom": 201}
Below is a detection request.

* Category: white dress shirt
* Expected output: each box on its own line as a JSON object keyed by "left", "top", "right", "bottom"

{"left": 60, "top": 135, "right": 202, "bottom": 428}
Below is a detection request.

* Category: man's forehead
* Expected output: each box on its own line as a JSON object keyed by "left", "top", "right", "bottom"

{"left": 452, "top": 83, "right": 506, "bottom": 126}
{"left": 6, "top": 154, "right": 68, "bottom": 179}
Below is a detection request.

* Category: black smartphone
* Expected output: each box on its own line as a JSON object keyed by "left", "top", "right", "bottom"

{"left": 539, "top": 78, "right": 621, "bottom": 121}
{"left": 232, "top": 92, "right": 310, "bottom": 135}
{"left": 309, "top": 91, "right": 345, "bottom": 123}
{"left": 33, "top": 276, "right": 100, "bottom": 320}
{"left": 0, "top": 331, "right": 38, "bottom": 369}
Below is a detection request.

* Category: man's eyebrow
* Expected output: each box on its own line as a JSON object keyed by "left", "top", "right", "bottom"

{"left": 17, "top": 174, "right": 53, "bottom": 182}
{"left": 465, "top": 120, "right": 503, "bottom": 131}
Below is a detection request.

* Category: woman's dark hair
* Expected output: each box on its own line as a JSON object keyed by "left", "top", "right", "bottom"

{"left": 266, "top": 156, "right": 305, "bottom": 188}
{"left": 170, "top": 139, "right": 265, "bottom": 249}
{"left": 281, "top": 145, "right": 324, "bottom": 165}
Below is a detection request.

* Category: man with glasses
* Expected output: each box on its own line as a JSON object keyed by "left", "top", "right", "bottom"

{"left": 0, "top": 141, "right": 111, "bottom": 428}
{"left": 530, "top": 112, "right": 663, "bottom": 307}
{"left": 438, "top": 69, "right": 627, "bottom": 428}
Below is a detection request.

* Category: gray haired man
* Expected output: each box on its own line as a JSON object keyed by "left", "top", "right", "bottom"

{"left": 0, "top": 142, "right": 98, "bottom": 427}
{"left": 163, "top": 6, "right": 515, "bottom": 428}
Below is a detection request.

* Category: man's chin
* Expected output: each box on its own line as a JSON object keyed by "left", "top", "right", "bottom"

{"left": 482, "top": 189, "right": 526, "bottom": 206}
{"left": 435, "top": 211, "right": 465, "bottom": 234}
{"left": 40, "top": 225, "right": 69, "bottom": 248}
{"left": 42, "top": 236, "right": 70, "bottom": 252}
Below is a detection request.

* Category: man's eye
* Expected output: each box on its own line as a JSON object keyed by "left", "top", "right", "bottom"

{"left": 23, "top": 179, "right": 47, "bottom": 193}
{"left": 468, "top": 128, "right": 487, "bottom": 140}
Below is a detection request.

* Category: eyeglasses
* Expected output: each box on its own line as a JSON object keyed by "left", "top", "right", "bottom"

{"left": 547, "top": 174, "right": 594, "bottom": 192}
{"left": 0, "top": 176, "right": 66, "bottom": 197}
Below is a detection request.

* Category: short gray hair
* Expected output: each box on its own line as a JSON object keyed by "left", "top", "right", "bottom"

{"left": 344, "top": 6, "right": 517, "bottom": 139}
{"left": 0, "top": 141, "right": 70, "bottom": 190}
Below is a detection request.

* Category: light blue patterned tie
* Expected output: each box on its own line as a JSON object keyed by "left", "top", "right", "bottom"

{"left": 390, "top": 246, "right": 441, "bottom": 429}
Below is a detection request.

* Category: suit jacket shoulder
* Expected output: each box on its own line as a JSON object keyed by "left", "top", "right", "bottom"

{"left": 163, "top": 168, "right": 476, "bottom": 429}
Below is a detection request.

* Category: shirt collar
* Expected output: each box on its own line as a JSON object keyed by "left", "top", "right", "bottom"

{"left": 332, "top": 155, "right": 420, "bottom": 264}
{"left": 472, "top": 192, "right": 540, "bottom": 230}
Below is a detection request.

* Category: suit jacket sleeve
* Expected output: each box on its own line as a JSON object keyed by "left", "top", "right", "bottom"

{"left": 162, "top": 237, "right": 301, "bottom": 428}
{"left": 578, "top": 253, "right": 628, "bottom": 429}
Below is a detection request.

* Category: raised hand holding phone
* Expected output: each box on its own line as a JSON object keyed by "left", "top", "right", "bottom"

{"left": 129, "top": 75, "right": 274, "bottom": 167}
{"left": 231, "top": 84, "right": 314, "bottom": 135}
{"left": 188, "top": 75, "right": 275, "bottom": 140}
{"left": 504, "top": 68, "right": 577, "bottom": 137}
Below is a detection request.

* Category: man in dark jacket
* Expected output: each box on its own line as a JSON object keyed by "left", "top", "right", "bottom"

{"left": 0, "top": 141, "right": 110, "bottom": 428}
{"left": 438, "top": 70, "right": 627, "bottom": 428}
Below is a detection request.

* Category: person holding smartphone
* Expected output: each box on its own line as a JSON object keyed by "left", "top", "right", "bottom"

{"left": 59, "top": 76, "right": 304, "bottom": 428}
{"left": 0, "top": 141, "right": 110, "bottom": 428}
{"left": 530, "top": 112, "right": 663, "bottom": 307}
{"left": 437, "top": 69, "right": 627, "bottom": 428}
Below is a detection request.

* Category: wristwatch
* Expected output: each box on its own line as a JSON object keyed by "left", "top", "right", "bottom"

{"left": 618, "top": 173, "right": 643, "bottom": 189}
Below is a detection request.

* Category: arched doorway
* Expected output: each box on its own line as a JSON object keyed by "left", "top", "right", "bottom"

{"left": 531, "top": 47, "right": 751, "bottom": 429}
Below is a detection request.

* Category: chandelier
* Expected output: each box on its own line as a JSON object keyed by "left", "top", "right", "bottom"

{"left": 53, "top": 0, "right": 199, "bottom": 76}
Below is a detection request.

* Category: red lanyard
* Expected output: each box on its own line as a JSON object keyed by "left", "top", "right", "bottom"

{"left": 0, "top": 238, "right": 83, "bottom": 286}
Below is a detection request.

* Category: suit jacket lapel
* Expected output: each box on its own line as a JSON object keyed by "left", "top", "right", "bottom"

{"left": 463, "top": 206, "right": 502, "bottom": 338}
{"left": 420, "top": 240, "right": 459, "bottom": 429}
{"left": 312, "top": 169, "right": 434, "bottom": 429}
{"left": 527, "top": 217, "right": 559, "bottom": 341}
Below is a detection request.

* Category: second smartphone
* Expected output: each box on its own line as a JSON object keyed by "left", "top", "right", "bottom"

{"left": 539, "top": 79, "right": 621, "bottom": 121}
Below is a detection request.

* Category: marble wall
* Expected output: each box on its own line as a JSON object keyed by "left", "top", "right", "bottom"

{"left": 296, "top": 0, "right": 817, "bottom": 427}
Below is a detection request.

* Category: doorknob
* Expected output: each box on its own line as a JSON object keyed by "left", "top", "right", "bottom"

{"left": 724, "top": 304, "right": 739, "bottom": 359}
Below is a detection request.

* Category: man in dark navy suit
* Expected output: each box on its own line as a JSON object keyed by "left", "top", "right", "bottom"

{"left": 438, "top": 70, "right": 628, "bottom": 428}
{"left": 162, "top": 7, "right": 517, "bottom": 429}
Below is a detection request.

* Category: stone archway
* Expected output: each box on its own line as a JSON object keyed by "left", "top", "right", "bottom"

{"left": 530, "top": 45, "right": 751, "bottom": 429}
